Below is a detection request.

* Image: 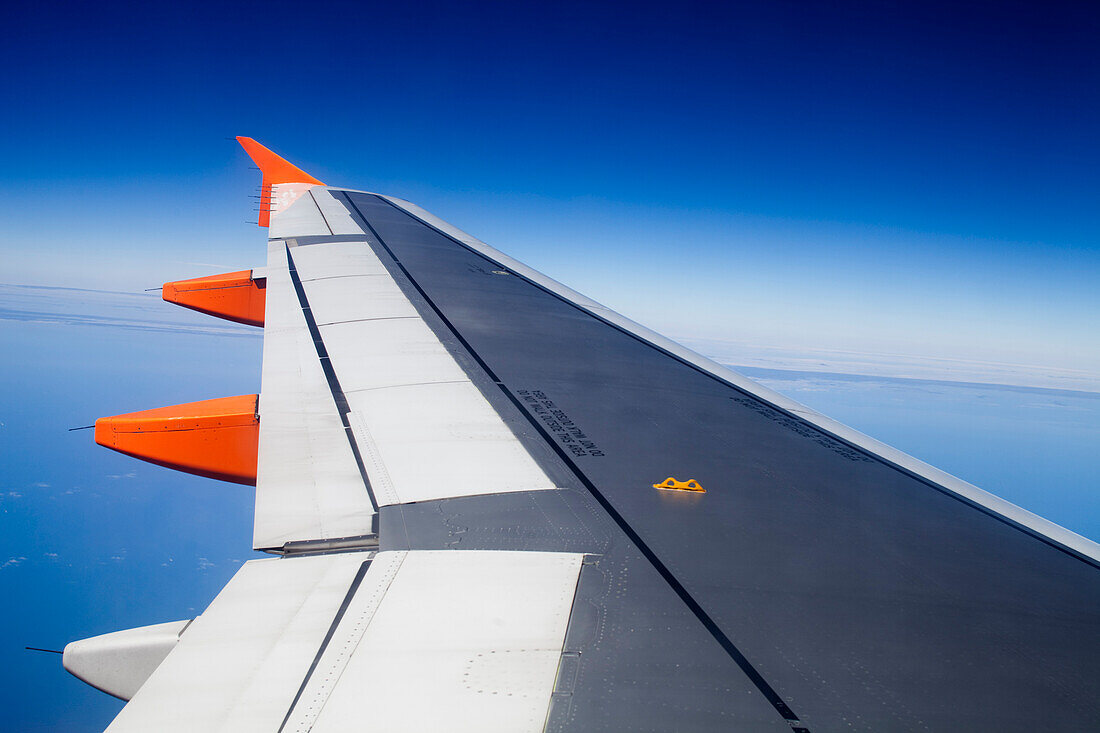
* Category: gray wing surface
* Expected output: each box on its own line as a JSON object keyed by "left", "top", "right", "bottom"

{"left": 326, "top": 189, "right": 1100, "bottom": 732}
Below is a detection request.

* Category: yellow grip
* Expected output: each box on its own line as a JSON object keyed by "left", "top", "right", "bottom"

{"left": 652, "top": 477, "right": 705, "bottom": 493}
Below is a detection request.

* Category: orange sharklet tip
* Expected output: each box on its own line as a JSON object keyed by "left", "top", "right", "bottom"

{"left": 235, "top": 137, "right": 324, "bottom": 186}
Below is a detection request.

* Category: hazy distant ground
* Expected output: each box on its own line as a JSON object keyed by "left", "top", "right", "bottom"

{"left": 1, "top": 283, "right": 1097, "bottom": 732}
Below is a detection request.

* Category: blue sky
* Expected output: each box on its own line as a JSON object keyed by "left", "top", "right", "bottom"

{"left": 0, "top": 290, "right": 260, "bottom": 731}
{"left": 2, "top": 1, "right": 1098, "bottom": 382}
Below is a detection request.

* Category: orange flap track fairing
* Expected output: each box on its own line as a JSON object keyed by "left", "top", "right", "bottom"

{"left": 94, "top": 395, "right": 260, "bottom": 486}
{"left": 162, "top": 270, "right": 267, "bottom": 327}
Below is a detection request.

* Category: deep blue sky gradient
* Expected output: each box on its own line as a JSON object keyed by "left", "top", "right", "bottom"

{"left": 4, "top": 1, "right": 1098, "bottom": 242}
{"left": 4, "top": 1, "right": 1099, "bottom": 232}
{"left": 3, "top": 1, "right": 1098, "bottom": 378}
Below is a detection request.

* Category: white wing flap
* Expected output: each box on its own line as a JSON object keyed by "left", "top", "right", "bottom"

{"left": 106, "top": 551, "right": 583, "bottom": 733}
{"left": 320, "top": 318, "right": 469, "bottom": 393}
{"left": 292, "top": 240, "right": 389, "bottom": 280}
{"left": 285, "top": 232, "right": 558, "bottom": 509}
{"left": 302, "top": 275, "right": 419, "bottom": 324}
{"left": 105, "top": 552, "right": 370, "bottom": 733}
{"left": 348, "top": 382, "right": 555, "bottom": 506}
{"left": 288, "top": 551, "right": 583, "bottom": 733}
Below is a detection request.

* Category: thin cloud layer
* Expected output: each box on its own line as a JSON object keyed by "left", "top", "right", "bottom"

{"left": 0, "top": 284, "right": 260, "bottom": 338}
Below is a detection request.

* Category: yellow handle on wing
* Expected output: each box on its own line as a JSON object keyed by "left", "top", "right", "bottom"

{"left": 652, "top": 477, "right": 705, "bottom": 493}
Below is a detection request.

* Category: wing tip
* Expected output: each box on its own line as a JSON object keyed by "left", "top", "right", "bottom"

{"left": 235, "top": 137, "right": 324, "bottom": 187}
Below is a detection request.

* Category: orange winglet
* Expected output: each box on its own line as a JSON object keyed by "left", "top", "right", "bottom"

{"left": 236, "top": 137, "right": 324, "bottom": 186}
{"left": 162, "top": 270, "right": 267, "bottom": 327}
{"left": 94, "top": 395, "right": 259, "bottom": 486}
{"left": 236, "top": 137, "right": 324, "bottom": 227}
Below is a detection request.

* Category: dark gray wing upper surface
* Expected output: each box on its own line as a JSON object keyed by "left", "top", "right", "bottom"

{"left": 333, "top": 190, "right": 1100, "bottom": 732}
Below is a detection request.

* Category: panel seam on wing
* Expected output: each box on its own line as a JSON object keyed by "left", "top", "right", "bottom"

{"left": 281, "top": 552, "right": 406, "bottom": 732}
{"left": 348, "top": 410, "right": 400, "bottom": 507}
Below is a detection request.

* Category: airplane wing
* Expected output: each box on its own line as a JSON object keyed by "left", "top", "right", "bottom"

{"left": 64, "top": 139, "right": 1100, "bottom": 732}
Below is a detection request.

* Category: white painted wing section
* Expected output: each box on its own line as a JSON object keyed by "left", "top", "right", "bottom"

{"left": 268, "top": 184, "right": 330, "bottom": 239}
{"left": 254, "top": 242, "right": 374, "bottom": 549}
{"left": 287, "top": 550, "right": 584, "bottom": 733}
{"left": 302, "top": 274, "right": 420, "bottom": 323}
{"left": 104, "top": 552, "right": 371, "bottom": 733}
{"left": 288, "top": 240, "right": 557, "bottom": 506}
{"left": 347, "top": 382, "right": 555, "bottom": 506}
{"left": 104, "top": 551, "right": 581, "bottom": 733}
{"left": 312, "top": 188, "right": 364, "bottom": 236}
{"left": 377, "top": 192, "right": 1100, "bottom": 563}
{"left": 267, "top": 186, "right": 360, "bottom": 238}
{"left": 321, "top": 318, "right": 467, "bottom": 392}
{"left": 293, "top": 239, "right": 389, "bottom": 280}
